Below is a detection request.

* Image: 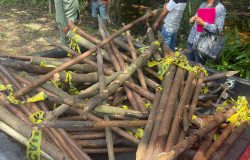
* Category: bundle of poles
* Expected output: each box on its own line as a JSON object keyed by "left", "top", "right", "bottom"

{"left": 0, "top": 10, "right": 248, "bottom": 160}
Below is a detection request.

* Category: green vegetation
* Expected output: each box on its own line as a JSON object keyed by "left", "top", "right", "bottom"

{"left": 206, "top": 27, "right": 250, "bottom": 80}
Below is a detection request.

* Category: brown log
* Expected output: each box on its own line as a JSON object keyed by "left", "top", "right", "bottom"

{"left": 104, "top": 115, "right": 115, "bottom": 160}
{"left": 97, "top": 46, "right": 106, "bottom": 92}
{"left": 41, "top": 120, "right": 147, "bottom": 129}
{"left": 67, "top": 31, "right": 112, "bottom": 62}
{"left": 1, "top": 64, "right": 91, "bottom": 160}
{"left": 164, "top": 72, "right": 195, "bottom": 151}
{"left": 58, "top": 129, "right": 92, "bottom": 160}
{"left": 71, "top": 132, "right": 106, "bottom": 140}
{"left": 212, "top": 121, "right": 248, "bottom": 160}
{"left": 94, "top": 105, "right": 146, "bottom": 118}
{"left": 154, "top": 108, "right": 236, "bottom": 160}
{"left": 12, "top": 73, "right": 56, "bottom": 97}
{"left": 0, "top": 105, "right": 70, "bottom": 160}
{"left": 79, "top": 40, "right": 161, "bottom": 113}
{"left": 70, "top": 108, "right": 139, "bottom": 144}
{"left": 82, "top": 147, "right": 136, "bottom": 154}
{"left": 0, "top": 64, "right": 90, "bottom": 160}
{"left": 124, "top": 81, "right": 155, "bottom": 101}
{"left": 59, "top": 115, "right": 84, "bottom": 121}
{"left": 203, "top": 71, "right": 239, "bottom": 82}
{"left": 124, "top": 23, "right": 147, "bottom": 90}
{"left": 68, "top": 21, "right": 130, "bottom": 52}
{"left": 98, "top": 16, "right": 141, "bottom": 112}
{"left": 0, "top": 58, "right": 52, "bottom": 74}
{"left": 0, "top": 121, "right": 53, "bottom": 160}
{"left": 204, "top": 123, "right": 236, "bottom": 160}
{"left": 193, "top": 128, "right": 218, "bottom": 160}
{"left": 143, "top": 65, "right": 176, "bottom": 160}
{"left": 45, "top": 39, "right": 115, "bottom": 75}
{"left": 59, "top": 72, "right": 99, "bottom": 83}
{"left": 77, "top": 71, "right": 121, "bottom": 99}
{"left": 0, "top": 93, "right": 31, "bottom": 125}
{"left": 146, "top": 27, "right": 162, "bottom": 61}
{"left": 30, "top": 57, "right": 97, "bottom": 73}
{"left": 143, "top": 75, "right": 160, "bottom": 90}
{"left": 144, "top": 67, "right": 159, "bottom": 79}
{"left": 18, "top": 72, "right": 69, "bottom": 98}
{"left": 13, "top": 11, "right": 157, "bottom": 98}
{"left": 151, "top": 67, "right": 184, "bottom": 159}
{"left": 136, "top": 89, "right": 162, "bottom": 160}
{"left": 186, "top": 72, "right": 205, "bottom": 133}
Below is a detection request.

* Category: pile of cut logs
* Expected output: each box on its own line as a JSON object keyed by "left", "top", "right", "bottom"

{"left": 0, "top": 11, "right": 248, "bottom": 160}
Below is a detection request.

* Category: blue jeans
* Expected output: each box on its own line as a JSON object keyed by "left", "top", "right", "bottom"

{"left": 91, "top": 0, "right": 107, "bottom": 20}
{"left": 186, "top": 43, "right": 205, "bottom": 64}
{"left": 161, "top": 27, "right": 177, "bottom": 51}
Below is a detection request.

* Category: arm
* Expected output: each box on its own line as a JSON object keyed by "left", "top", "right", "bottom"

{"left": 153, "top": 3, "right": 169, "bottom": 30}
{"left": 195, "top": 4, "right": 226, "bottom": 33}
{"left": 203, "top": 5, "right": 226, "bottom": 33}
{"left": 85, "top": 0, "right": 91, "bottom": 5}
{"left": 54, "top": 0, "right": 68, "bottom": 31}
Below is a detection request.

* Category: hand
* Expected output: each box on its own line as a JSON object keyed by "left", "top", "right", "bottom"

{"left": 62, "top": 26, "right": 69, "bottom": 34}
{"left": 153, "top": 22, "right": 160, "bottom": 31}
{"left": 84, "top": 1, "right": 89, "bottom": 7}
{"left": 195, "top": 16, "right": 205, "bottom": 26}
{"left": 67, "top": 20, "right": 74, "bottom": 28}
{"left": 189, "top": 16, "right": 196, "bottom": 24}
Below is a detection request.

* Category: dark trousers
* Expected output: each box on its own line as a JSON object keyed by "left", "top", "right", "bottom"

{"left": 185, "top": 43, "right": 205, "bottom": 64}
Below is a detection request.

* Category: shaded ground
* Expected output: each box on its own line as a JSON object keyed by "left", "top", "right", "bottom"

{"left": 0, "top": 4, "right": 57, "bottom": 55}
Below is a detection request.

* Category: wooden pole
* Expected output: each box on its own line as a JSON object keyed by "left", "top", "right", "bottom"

{"left": 104, "top": 116, "right": 115, "bottom": 160}
{"left": 143, "top": 65, "right": 176, "bottom": 160}
{"left": 13, "top": 11, "right": 157, "bottom": 98}
{"left": 42, "top": 120, "right": 147, "bottom": 129}
{"left": 0, "top": 105, "right": 70, "bottom": 160}
{"left": 164, "top": 72, "right": 195, "bottom": 151}
{"left": 154, "top": 109, "right": 236, "bottom": 160}
{"left": 151, "top": 68, "right": 184, "bottom": 159}
{"left": 204, "top": 123, "right": 236, "bottom": 160}
{"left": 0, "top": 121, "right": 53, "bottom": 160}
{"left": 136, "top": 89, "right": 162, "bottom": 160}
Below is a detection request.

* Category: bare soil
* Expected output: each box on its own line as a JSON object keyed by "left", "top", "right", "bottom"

{"left": 0, "top": 4, "right": 58, "bottom": 55}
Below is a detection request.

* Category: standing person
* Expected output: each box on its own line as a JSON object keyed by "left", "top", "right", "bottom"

{"left": 153, "top": 0, "right": 187, "bottom": 51}
{"left": 54, "top": 0, "right": 80, "bottom": 45}
{"left": 186, "top": 0, "right": 226, "bottom": 64}
{"left": 85, "top": 0, "right": 110, "bottom": 29}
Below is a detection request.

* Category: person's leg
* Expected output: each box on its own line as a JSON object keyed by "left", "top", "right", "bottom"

{"left": 91, "top": 1, "right": 99, "bottom": 28}
{"left": 185, "top": 43, "right": 195, "bottom": 61}
{"left": 99, "top": 2, "right": 108, "bottom": 26}
{"left": 170, "top": 32, "right": 177, "bottom": 52}
{"left": 161, "top": 27, "right": 173, "bottom": 51}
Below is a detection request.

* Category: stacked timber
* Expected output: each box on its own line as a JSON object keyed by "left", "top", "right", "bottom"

{"left": 0, "top": 10, "right": 249, "bottom": 160}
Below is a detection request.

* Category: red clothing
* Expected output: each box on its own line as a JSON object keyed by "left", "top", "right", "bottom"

{"left": 102, "top": 0, "right": 110, "bottom": 4}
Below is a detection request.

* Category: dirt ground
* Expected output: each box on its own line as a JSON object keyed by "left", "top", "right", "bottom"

{"left": 0, "top": 4, "right": 59, "bottom": 55}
